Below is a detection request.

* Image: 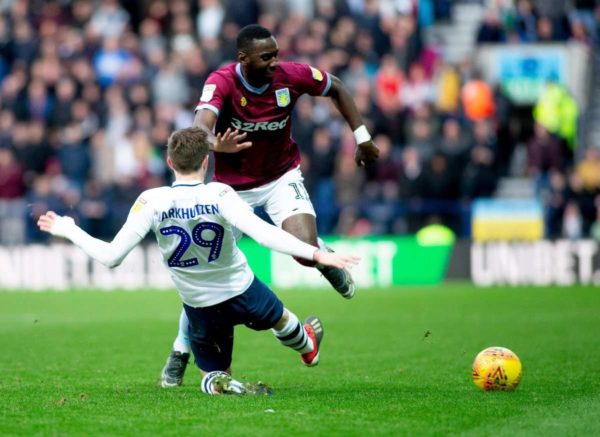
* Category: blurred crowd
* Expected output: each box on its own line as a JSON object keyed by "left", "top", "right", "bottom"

{"left": 0, "top": 0, "right": 599, "bottom": 244}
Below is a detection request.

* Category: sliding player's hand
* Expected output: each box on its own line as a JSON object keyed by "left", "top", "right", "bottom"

{"left": 37, "top": 211, "right": 75, "bottom": 238}
{"left": 313, "top": 250, "right": 360, "bottom": 269}
{"left": 214, "top": 128, "right": 253, "bottom": 153}
{"left": 355, "top": 139, "right": 380, "bottom": 167}
{"left": 37, "top": 211, "right": 59, "bottom": 233}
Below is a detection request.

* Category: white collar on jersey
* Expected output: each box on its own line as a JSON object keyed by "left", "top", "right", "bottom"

{"left": 235, "top": 63, "right": 270, "bottom": 94}
{"left": 171, "top": 180, "right": 204, "bottom": 187}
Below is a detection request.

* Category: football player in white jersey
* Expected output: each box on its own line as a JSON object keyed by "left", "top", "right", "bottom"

{"left": 37, "top": 127, "right": 359, "bottom": 395}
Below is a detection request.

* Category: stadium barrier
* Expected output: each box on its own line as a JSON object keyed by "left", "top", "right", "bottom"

{"left": 0, "top": 199, "right": 26, "bottom": 245}
{"left": 471, "top": 240, "right": 600, "bottom": 286}
{"left": 0, "top": 236, "right": 454, "bottom": 291}
{"left": 5, "top": 238, "right": 596, "bottom": 289}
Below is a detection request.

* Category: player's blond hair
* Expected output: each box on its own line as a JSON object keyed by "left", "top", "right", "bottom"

{"left": 167, "top": 127, "right": 210, "bottom": 174}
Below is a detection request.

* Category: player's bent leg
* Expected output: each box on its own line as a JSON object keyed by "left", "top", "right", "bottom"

{"left": 272, "top": 308, "right": 324, "bottom": 366}
{"left": 173, "top": 308, "right": 192, "bottom": 353}
{"left": 159, "top": 309, "right": 192, "bottom": 388}
{"left": 281, "top": 213, "right": 319, "bottom": 267}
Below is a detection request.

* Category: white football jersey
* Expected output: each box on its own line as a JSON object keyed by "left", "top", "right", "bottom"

{"left": 123, "top": 180, "right": 254, "bottom": 307}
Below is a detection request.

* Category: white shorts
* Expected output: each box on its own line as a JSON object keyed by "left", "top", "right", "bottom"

{"left": 237, "top": 166, "right": 316, "bottom": 228}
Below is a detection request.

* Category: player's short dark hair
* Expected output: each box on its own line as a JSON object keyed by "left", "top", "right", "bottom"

{"left": 236, "top": 24, "right": 272, "bottom": 51}
{"left": 167, "top": 127, "right": 210, "bottom": 174}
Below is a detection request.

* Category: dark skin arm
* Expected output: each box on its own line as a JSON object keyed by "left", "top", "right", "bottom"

{"left": 326, "top": 74, "right": 380, "bottom": 166}
{"left": 193, "top": 109, "right": 252, "bottom": 153}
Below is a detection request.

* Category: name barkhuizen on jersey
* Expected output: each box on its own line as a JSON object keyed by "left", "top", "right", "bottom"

{"left": 157, "top": 204, "right": 219, "bottom": 221}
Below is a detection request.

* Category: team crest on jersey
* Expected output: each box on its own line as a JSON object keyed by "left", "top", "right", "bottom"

{"left": 310, "top": 66, "right": 323, "bottom": 82}
{"left": 275, "top": 88, "right": 291, "bottom": 107}
{"left": 200, "top": 84, "right": 216, "bottom": 102}
{"left": 240, "top": 96, "right": 247, "bottom": 107}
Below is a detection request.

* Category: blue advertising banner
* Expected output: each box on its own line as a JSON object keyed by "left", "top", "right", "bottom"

{"left": 498, "top": 50, "right": 565, "bottom": 103}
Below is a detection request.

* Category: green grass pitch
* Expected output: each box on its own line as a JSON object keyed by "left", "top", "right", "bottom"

{"left": 1, "top": 284, "right": 599, "bottom": 435}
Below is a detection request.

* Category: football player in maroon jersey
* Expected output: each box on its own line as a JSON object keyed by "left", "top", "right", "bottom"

{"left": 159, "top": 24, "right": 379, "bottom": 388}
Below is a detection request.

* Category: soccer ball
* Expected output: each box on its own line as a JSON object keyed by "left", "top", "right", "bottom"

{"left": 472, "top": 346, "right": 522, "bottom": 391}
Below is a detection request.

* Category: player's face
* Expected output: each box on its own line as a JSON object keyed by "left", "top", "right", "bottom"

{"left": 240, "top": 37, "right": 279, "bottom": 82}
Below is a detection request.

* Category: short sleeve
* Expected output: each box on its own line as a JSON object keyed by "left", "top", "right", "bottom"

{"left": 195, "top": 71, "right": 232, "bottom": 116}
{"left": 286, "top": 62, "right": 332, "bottom": 97}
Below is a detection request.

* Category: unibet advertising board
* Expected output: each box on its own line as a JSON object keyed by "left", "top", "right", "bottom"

{"left": 471, "top": 240, "right": 600, "bottom": 286}
{"left": 0, "top": 236, "right": 453, "bottom": 290}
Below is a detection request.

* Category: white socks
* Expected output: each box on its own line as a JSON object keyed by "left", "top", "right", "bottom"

{"left": 201, "top": 371, "right": 245, "bottom": 395}
{"left": 172, "top": 309, "right": 192, "bottom": 354}
{"left": 272, "top": 310, "right": 313, "bottom": 355}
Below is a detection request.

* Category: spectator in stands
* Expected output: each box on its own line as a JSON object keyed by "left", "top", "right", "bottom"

{"left": 438, "top": 117, "right": 470, "bottom": 187}
{"left": 570, "top": 0, "right": 598, "bottom": 38}
{"left": 89, "top": 0, "right": 130, "bottom": 39}
{"left": 0, "top": 0, "right": 594, "bottom": 243}
{"left": 0, "top": 148, "right": 25, "bottom": 199}
{"left": 49, "top": 77, "right": 77, "bottom": 127}
{"left": 527, "top": 122, "right": 564, "bottom": 195}
{"left": 15, "top": 121, "right": 53, "bottom": 179}
{"left": 432, "top": 58, "right": 460, "bottom": 115}
{"left": 515, "top": 0, "right": 539, "bottom": 42}
{"left": 334, "top": 149, "right": 365, "bottom": 208}
{"left": 400, "top": 62, "right": 435, "bottom": 113}
{"left": 544, "top": 170, "right": 568, "bottom": 238}
{"left": 562, "top": 200, "right": 583, "bottom": 239}
{"left": 399, "top": 146, "right": 425, "bottom": 200}
{"left": 461, "top": 74, "right": 496, "bottom": 122}
{"left": 461, "top": 121, "right": 499, "bottom": 199}
{"left": 575, "top": 147, "right": 600, "bottom": 193}
{"left": 76, "top": 179, "right": 112, "bottom": 240}
{"left": 92, "top": 36, "right": 134, "bottom": 88}
{"left": 536, "top": 16, "right": 559, "bottom": 42}
{"left": 565, "top": 171, "right": 596, "bottom": 234}
{"left": 422, "top": 151, "right": 458, "bottom": 200}
{"left": 589, "top": 196, "right": 600, "bottom": 240}
{"left": 55, "top": 123, "right": 91, "bottom": 190}
{"left": 25, "top": 174, "right": 66, "bottom": 242}
{"left": 476, "top": 8, "right": 505, "bottom": 43}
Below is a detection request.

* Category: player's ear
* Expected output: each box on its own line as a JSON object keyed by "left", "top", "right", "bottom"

{"left": 238, "top": 50, "right": 247, "bottom": 65}
{"left": 201, "top": 155, "right": 209, "bottom": 171}
{"left": 166, "top": 157, "right": 174, "bottom": 171}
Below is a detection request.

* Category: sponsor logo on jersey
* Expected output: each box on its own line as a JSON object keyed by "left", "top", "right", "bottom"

{"left": 200, "top": 84, "right": 216, "bottom": 102}
{"left": 131, "top": 198, "right": 146, "bottom": 214}
{"left": 240, "top": 96, "right": 247, "bottom": 107}
{"left": 275, "top": 88, "right": 291, "bottom": 107}
{"left": 230, "top": 116, "right": 290, "bottom": 132}
{"left": 310, "top": 66, "right": 323, "bottom": 82}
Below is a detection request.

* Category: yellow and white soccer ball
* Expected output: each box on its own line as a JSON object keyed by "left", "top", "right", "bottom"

{"left": 472, "top": 346, "right": 522, "bottom": 391}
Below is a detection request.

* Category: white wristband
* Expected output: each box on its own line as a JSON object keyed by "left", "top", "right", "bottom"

{"left": 353, "top": 125, "right": 371, "bottom": 145}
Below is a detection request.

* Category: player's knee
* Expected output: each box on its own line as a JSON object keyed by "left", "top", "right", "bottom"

{"left": 293, "top": 256, "right": 317, "bottom": 267}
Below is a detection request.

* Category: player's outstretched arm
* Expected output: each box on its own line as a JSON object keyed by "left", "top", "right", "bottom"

{"left": 312, "top": 250, "right": 360, "bottom": 269}
{"left": 37, "top": 211, "right": 144, "bottom": 268}
{"left": 219, "top": 189, "right": 360, "bottom": 269}
{"left": 193, "top": 109, "right": 252, "bottom": 153}
{"left": 326, "top": 75, "right": 380, "bottom": 167}
{"left": 240, "top": 214, "right": 359, "bottom": 269}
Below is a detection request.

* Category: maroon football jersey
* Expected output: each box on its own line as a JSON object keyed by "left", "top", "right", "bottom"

{"left": 195, "top": 62, "right": 331, "bottom": 190}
